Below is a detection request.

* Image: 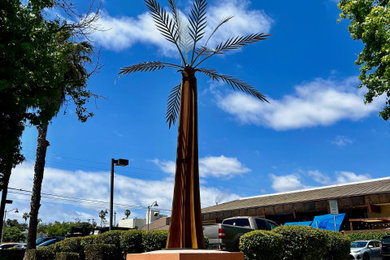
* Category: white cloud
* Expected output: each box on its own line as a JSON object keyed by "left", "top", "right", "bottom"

{"left": 152, "top": 155, "right": 250, "bottom": 179}
{"left": 90, "top": 0, "right": 272, "bottom": 54}
{"left": 308, "top": 170, "right": 371, "bottom": 185}
{"left": 150, "top": 159, "right": 176, "bottom": 175}
{"left": 331, "top": 135, "right": 353, "bottom": 146}
{"left": 271, "top": 170, "right": 372, "bottom": 193}
{"left": 308, "top": 170, "right": 331, "bottom": 185}
{"left": 270, "top": 174, "right": 306, "bottom": 192}
{"left": 335, "top": 171, "right": 371, "bottom": 184}
{"left": 217, "top": 77, "right": 385, "bottom": 130}
{"left": 8, "top": 162, "right": 239, "bottom": 223}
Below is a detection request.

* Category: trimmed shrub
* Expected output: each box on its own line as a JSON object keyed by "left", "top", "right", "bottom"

{"left": 0, "top": 249, "right": 25, "bottom": 260}
{"left": 80, "top": 235, "right": 96, "bottom": 248}
{"left": 36, "top": 246, "right": 56, "bottom": 260}
{"left": 54, "top": 237, "right": 83, "bottom": 257}
{"left": 142, "top": 230, "right": 168, "bottom": 252}
{"left": 239, "top": 230, "right": 283, "bottom": 260}
{"left": 323, "top": 230, "right": 350, "bottom": 260}
{"left": 120, "top": 230, "right": 143, "bottom": 254}
{"left": 95, "top": 230, "right": 123, "bottom": 249}
{"left": 56, "top": 252, "right": 80, "bottom": 260}
{"left": 84, "top": 244, "right": 117, "bottom": 260}
{"left": 347, "top": 231, "right": 389, "bottom": 241}
{"left": 273, "top": 225, "right": 327, "bottom": 260}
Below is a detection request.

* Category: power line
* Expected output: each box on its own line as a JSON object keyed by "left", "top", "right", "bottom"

{"left": 8, "top": 187, "right": 172, "bottom": 211}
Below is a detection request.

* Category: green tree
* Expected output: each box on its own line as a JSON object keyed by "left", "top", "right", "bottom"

{"left": 120, "top": 0, "right": 268, "bottom": 248}
{"left": 124, "top": 209, "right": 131, "bottom": 219}
{"left": 3, "top": 226, "right": 26, "bottom": 242}
{"left": 45, "top": 221, "right": 73, "bottom": 237}
{"left": 339, "top": 0, "right": 390, "bottom": 120}
{"left": 27, "top": 38, "right": 96, "bottom": 250}
{"left": 0, "top": 0, "right": 67, "bottom": 240}
{"left": 99, "top": 210, "right": 107, "bottom": 227}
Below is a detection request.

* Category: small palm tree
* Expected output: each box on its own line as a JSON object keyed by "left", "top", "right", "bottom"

{"left": 124, "top": 209, "right": 131, "bottom": 219}
{"left": 22, "top": 212, "right": 29, "bottom": 224}
{"left": 120, "top": 0, "right": 269, "bottom": 249}
{"left": 99, "top": 210, "right": 107, "bottom": 227}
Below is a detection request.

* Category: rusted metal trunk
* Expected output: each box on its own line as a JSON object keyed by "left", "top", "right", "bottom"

{"left": 26, "top": 124, "right": 49, "bottom": 250}
{"left": 166, "top": 66, "right": 204, "bottom": 249}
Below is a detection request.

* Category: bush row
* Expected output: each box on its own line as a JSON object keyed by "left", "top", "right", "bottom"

{"left": 239, "top": 226, "right": 350, "bottom": 260}
{"left": 30, "top": 229, "right": 210, "bottom": 260}
{"left": 347, "top": 231, "right": 389, "bottom": 241}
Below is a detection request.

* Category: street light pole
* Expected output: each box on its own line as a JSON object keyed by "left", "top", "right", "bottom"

{"left": 147, "top": 201, "right": 158, "bottom": 231}
{"left": 1, "top": 208, "right": 18, "bottom": 243}
{"left": 109, "top": 158, "right": 129, "bottom": 231}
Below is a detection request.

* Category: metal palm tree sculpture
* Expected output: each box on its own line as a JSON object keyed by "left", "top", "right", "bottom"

{"left": 120, "top": 0, "right": 269, "bottom": 249}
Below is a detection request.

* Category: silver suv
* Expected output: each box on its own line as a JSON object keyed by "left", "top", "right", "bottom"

{"left": 350, "top": 240, "right": 381, "bottom": 260}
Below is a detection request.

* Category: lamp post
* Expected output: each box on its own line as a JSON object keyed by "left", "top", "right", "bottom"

{"left": 110, "top": 158, "right": 129, "bottom": 231}
{"left": 1, "top": 208, "right": 18, "bottom": 243}
{"left": 147, "top": 201, "right": 158, "bottom": 231}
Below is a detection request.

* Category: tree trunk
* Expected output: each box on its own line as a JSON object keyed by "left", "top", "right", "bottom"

{"left": 0, "top": 164, "right": 11, "bottom": 243}
{"left": 26, "top": 124, "right": 49, "bottom": 250}
{"left": 166, "top": 66, "right": 204, "bottom": 249}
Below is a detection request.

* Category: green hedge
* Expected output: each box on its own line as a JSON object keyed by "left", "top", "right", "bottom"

{"left": 239, "top": 230, "right": 283, "bottom": 260}
{"left": 0, "top": 249, "right": 25, "bottom": 260}
{"left": 273, "top": 226, "right": 327, "bottom": 260}
{"left": 240, "top": 227, "right": 351, "bottom": 260}
{"left": 56, "top": 252, "right": 80, "bottom": 260}
{"left": 84, "top": 244, "right": 117, "bottom": 260}
{"left": 323, "top": 230, "right": 350, "bottom": 260}
{"left": 54, "top": 237, "right": 83, "bottom": 256}
{"left": 120, "top": 230, "right": 144, "bottom": 254}
{"left": 36, "top": 246, "right": 56, "bottom": 260}
{"left": 347, "top": 231, "right": 389, "bottom": 241}
{"left": 142, "top": 230, "right": 168, "bottom": 252}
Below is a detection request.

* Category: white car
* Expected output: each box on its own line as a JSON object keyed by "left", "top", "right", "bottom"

{"left": 0, "top": 243, "right": 26, "bottom": 250}
{"left": 350, "top": 240, "right": 381, "bottom": 260}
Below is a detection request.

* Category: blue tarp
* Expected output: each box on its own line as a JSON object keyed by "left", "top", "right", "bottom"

{"left": 310, "top": 213, "right": 346, "bottom": 231}
{"left": 284, "top": 221, "right": 312, "bottom": 226}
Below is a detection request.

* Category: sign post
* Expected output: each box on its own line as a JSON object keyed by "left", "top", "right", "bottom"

{"left": 329, "top": 200, "right": 339, "bottom": 231}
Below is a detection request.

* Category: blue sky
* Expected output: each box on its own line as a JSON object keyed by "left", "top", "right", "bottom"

{"left": 6, "top": 0, "right": 390, "bottom": 224}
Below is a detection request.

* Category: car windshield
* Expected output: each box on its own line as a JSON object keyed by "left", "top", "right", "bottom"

{"left": 351, "top": 241, "right": 368, "bottom": 248}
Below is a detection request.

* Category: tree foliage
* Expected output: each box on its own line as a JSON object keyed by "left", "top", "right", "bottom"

{"left": 339, "top": 0, "right": 390, "bottom": 120}
{"left": 3, "top": 226, "right": 26, "bottom": 242}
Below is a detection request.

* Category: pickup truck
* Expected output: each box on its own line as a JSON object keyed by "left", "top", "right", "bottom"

{"left": 203, "top": 216, "right": 278, "bottom": 251}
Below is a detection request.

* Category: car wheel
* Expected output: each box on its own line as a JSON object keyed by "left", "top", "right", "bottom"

{"left": 363, "top": 253, "right": 370, "bottom": 260}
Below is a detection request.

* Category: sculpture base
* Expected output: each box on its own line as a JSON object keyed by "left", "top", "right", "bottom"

{"left": 127, "top": 249, "right": 244, "bottom": 260}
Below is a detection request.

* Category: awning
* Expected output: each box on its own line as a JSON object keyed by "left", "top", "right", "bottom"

{"left": 310, "top": 213, "right": 346, "bottom": 231}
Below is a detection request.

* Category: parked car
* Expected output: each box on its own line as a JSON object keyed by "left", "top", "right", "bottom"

{"left": 0, "top": 243, "right": 26, "bottom": 250}
{"left": 381, "top": 235, "right": 390, "bottom": 259}
{"left": 36, "top": 236, "right": 64, "bottom": 247}
{"left": 203, "top": 216, "right": 278, "bottom": 251}
{"left": 350, "top": 240, "right": 381, "bottom": 260}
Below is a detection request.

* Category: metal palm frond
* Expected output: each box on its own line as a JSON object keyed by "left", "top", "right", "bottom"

{"left": 144, "top": 0, "right": 186, "bottom": 63}
{"left": 193, "top": 33, "right": 270, "bottom": 67}
{"left": 119, "top": 61, "right": 182, "bottom": 76}
{"left": 166, "top": 83, "right": 182, "bottom": 128}
{"left": 204, "top": 16, "right": 233, "bottom": 46}
{"left": 196, "top": 68, "right": 268, "bottom": 102}
{"left": 188, "top": 0, "right": 207, "bottom": 63}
